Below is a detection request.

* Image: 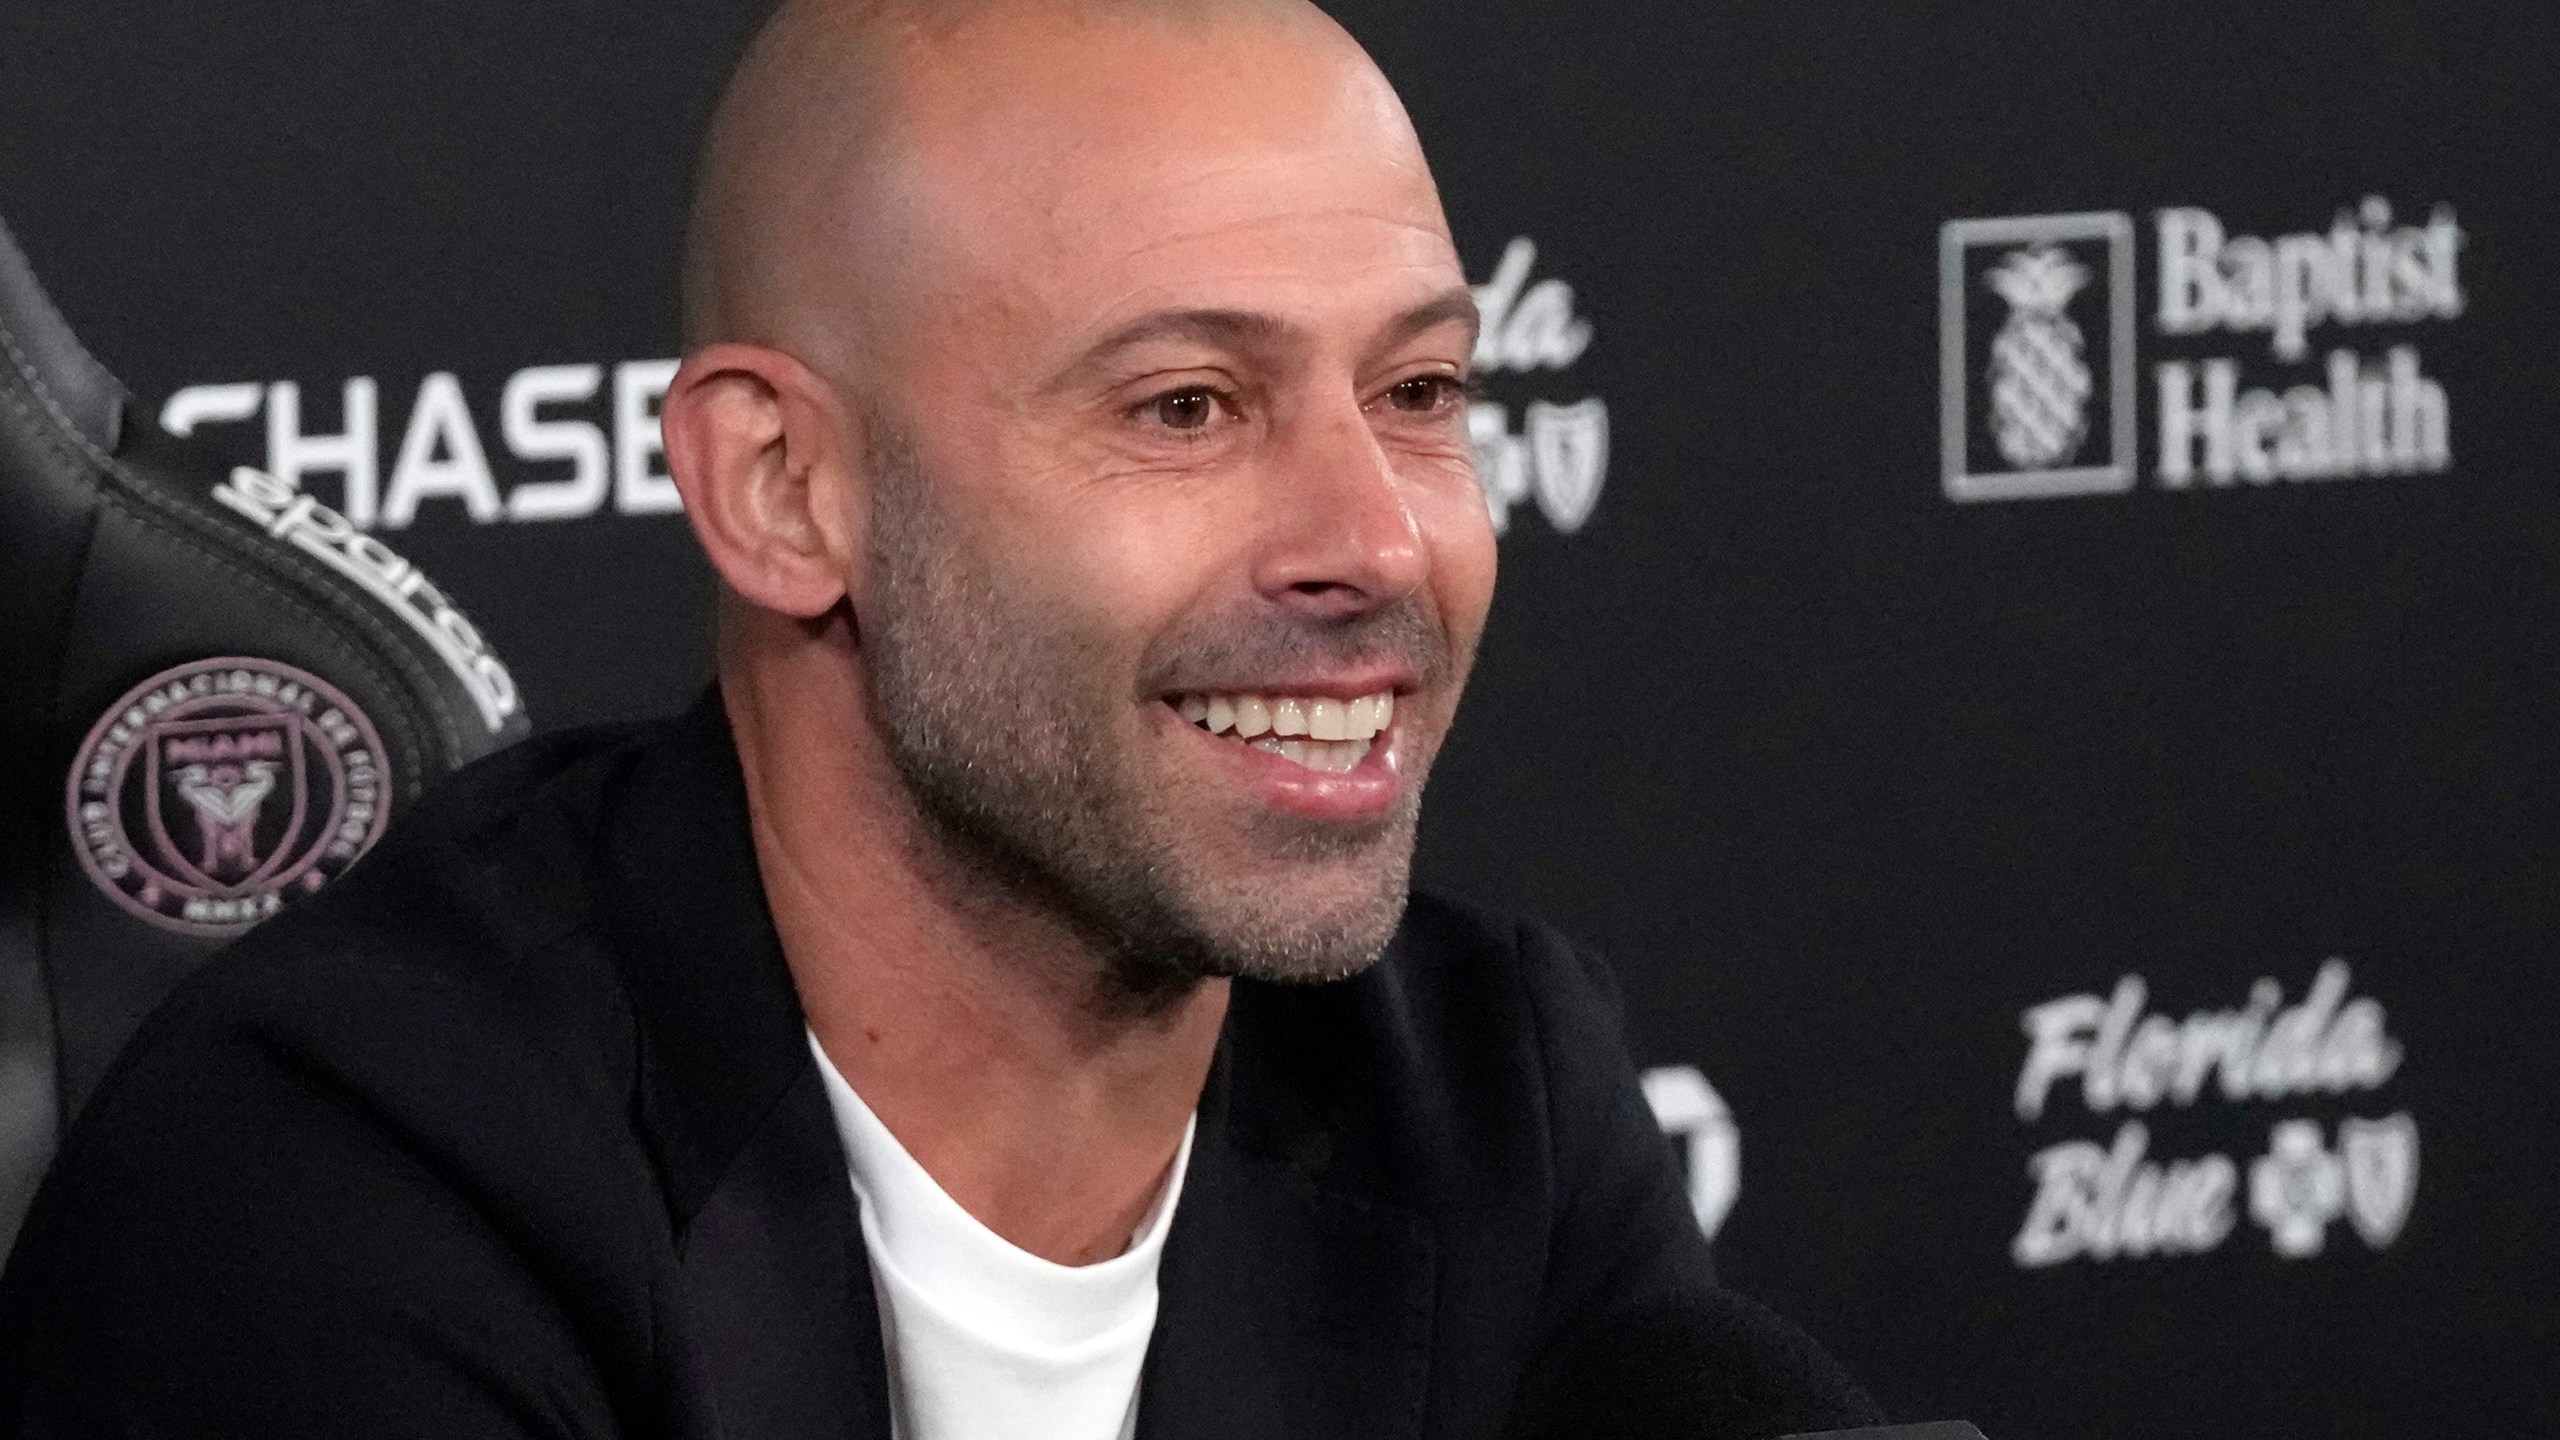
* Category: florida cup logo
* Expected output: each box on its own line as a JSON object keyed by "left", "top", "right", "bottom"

{"left": 67, "top": 658, "right": 392, "bottom": 937}
{"left": 1984, "top": 246, "right": 2095, "bottom": 470}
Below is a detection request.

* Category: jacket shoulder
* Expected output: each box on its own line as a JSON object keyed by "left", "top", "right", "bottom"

{"left": 1378, "top": 889, "right": 1638, "bottom": 1080}
{"left": 1393, "top": 890, "right": 1626, "bottom": 999}
{"left": 1224, "top": 891, "right": 1644, "bottom": 1199}
{"left": 0, "top": 718, "right": 682, "bottom": 1433}
{"left": 58, "top": 714, "right": 679, "bottom": 1169}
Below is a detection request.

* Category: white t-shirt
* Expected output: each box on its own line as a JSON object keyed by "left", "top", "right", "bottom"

{"left": 807, "top": 1033, "right": 1194, "bottom": 1440}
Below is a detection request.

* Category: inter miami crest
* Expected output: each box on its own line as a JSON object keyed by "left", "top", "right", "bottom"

{"left": 66, "top": 657, "right": 392, "bottom": 937}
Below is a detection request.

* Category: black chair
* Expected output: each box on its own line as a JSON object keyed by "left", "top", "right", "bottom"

{"left": 0, "top": 213, "right": 530, "bottom": 1255}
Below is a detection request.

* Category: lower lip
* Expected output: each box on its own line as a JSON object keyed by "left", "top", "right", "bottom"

{"left": 1164, "top": 704, "right": 1404, "bottom": 821}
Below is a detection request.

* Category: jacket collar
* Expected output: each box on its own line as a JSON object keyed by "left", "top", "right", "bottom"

{"left": 595, "top": 687, "right": 1435, "bottom": 1440}
{"left": 1137, "top": 1028, "right": 1438, "bottom": 1440}
{"left": 599, "top": 687, "right": 810, "bottom": 1223}
{"left": 586, "top": 688, "right": 888, "bottom": 1439}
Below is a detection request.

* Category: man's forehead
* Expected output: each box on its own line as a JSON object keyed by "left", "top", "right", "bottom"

{"left": 886, "top": 30, "right": 1456, "bottom": 342}
{"left": 933, "top": 204, "right": 1467, "bottom": 394}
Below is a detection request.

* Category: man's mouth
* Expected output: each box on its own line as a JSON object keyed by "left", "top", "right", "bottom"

{"left": 1169, "top": 690, "right": 1396, "bottom": 775}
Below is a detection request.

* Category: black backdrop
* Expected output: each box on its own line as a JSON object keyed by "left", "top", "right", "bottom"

{"left": 6, "top": 2, "right": 2557, "bottom": 1434}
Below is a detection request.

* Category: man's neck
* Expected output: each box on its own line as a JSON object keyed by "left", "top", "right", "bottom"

{"left": 725, "top": 661, "right": 1226, "bottom": 1267}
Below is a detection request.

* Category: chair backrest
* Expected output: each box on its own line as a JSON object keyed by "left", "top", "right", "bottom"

{"left": 0, "top": 213, "right": 531, "bottom": 1255}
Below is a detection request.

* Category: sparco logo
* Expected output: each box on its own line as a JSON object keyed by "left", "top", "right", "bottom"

{"left": 210, "top": 465, "right": 521, "bottom": 734}
{"left": 1942, "top": 198, "right": 2463, "bottom": 502}
{"left": 1468, "top": 237, "right": 1608, "bottom": 536}
{"left": 2007, "top": 959, "right": 2417, "bottom": 1268}
{"left": 66, "top": 658, "right": 391, "bottom": 936}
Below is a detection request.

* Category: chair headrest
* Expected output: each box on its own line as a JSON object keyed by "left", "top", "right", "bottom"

{"left": 0, "top": 216, "right": 124, "bottom": 455}
{"left": 0, "top": 205, "right": 533, "bottom": 1129}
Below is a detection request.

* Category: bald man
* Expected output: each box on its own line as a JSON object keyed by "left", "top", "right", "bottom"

{"left": 0, "top": 2, "right": 1876, "bottom": 1436}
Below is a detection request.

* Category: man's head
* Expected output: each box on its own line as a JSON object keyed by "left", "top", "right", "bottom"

{"left": 663, "top": 0, "right": 1495, "bottom": 990}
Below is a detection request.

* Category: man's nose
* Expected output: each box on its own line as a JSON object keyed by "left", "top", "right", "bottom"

{"left": 1250, "top": 404, "right": 1429, "bottom": 621}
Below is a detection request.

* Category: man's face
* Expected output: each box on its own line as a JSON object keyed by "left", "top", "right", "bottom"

{"left": 849, "top": 10, "right": 1495, "bottom": 985}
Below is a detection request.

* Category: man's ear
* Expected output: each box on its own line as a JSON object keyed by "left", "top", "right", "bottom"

{"left": 663, "top": 342, "right": 867, "bottom": 619}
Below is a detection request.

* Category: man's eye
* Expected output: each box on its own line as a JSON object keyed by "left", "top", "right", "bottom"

{"left": 1385, "top": 375, "right": 1465, "bottom": 414}
{"left": 1145, "top": 388, "right": 1222, "bottom": 431}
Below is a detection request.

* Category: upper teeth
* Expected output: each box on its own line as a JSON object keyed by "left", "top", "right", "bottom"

{"left": 1175, "top": 690, "right": 1394, "bottom": 742}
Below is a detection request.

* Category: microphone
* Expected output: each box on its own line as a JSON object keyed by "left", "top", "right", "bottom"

{"left": 1504, "top": 1287, "right": 1905, "bottom": 1439}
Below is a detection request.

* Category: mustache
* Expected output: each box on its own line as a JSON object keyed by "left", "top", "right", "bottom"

{"left": 1137, "top": 596, "right": 1456, "bottom": 696}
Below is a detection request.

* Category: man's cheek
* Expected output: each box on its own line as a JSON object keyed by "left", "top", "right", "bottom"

{"left": 1421, "top": 498, "right": 1498, "bottom": 646}
{"left": 1069, "top": 519, "right": 1231, "bottom": 632}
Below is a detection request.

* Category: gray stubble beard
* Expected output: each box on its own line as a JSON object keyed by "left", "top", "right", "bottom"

{"left": 856, "top": 415, "right": 1437, "bottom": 1003}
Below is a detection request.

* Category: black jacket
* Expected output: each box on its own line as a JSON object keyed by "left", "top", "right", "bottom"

{"left": 2, "top": 693, "right": 1745, "bottom": 1438}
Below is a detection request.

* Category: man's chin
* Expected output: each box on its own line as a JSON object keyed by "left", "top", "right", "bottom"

{"left": 1112, "top": 928, "right": 1396, "bottom": 992}
{"left": 1119, "top": 862, "right": 1414, "bottom": 988}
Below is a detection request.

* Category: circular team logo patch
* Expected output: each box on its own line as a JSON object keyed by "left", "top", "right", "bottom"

{"left": 65, "top": 658, "right": 392, "bottom": 937}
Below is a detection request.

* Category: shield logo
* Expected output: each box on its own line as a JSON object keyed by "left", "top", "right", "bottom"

{"left": 144, "top": 713, "right": 306, "bottom": 893}
{"left": 67, "top": 657, "right": 390, "bottom": 937}
{"left": 2340, "top": 1112, "right": 2419, "bottom": 1250}
{"left": 1527, "top": 398, "right": 1609, "bottom": 535}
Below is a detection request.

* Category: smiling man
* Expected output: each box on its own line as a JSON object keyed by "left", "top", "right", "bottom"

{"left": 0, "top": 2, "right": 1874, "bottom": 1437}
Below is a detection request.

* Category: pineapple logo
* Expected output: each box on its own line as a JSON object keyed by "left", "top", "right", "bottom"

{"left": 1940, "top": 211, "right": 2134, "bottom": 502}
{"left": 1984, "top": 245, "right": 2094, "bottom": 470}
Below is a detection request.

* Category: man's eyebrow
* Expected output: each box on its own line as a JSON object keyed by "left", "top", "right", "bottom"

{"left": 1060, "top": 308, "right": 1297, "bottom": 382}
{"left": 1051, "top": 288, "right": 1483, "bottom": 391}
{"left": 1374, "top": 287, "right": 1481, "bottom": 358}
